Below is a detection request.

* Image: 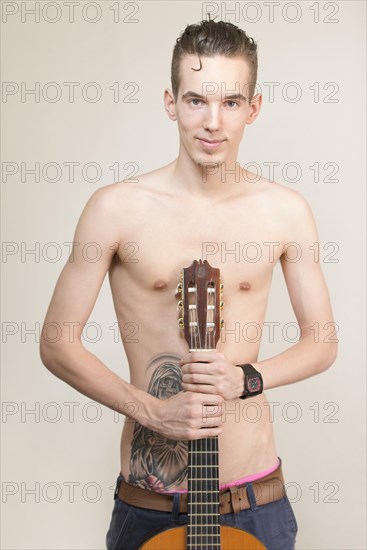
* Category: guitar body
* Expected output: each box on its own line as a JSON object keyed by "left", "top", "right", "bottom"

{"left": 139, "top": 525, "right": 266, "bottom": 549}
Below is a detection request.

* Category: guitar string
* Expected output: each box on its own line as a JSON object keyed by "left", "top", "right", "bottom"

{"left": 211, "top": 287, "right": 218, "bottom": 547}
{"left": 188, "top": 292, "right": 196, "bottom": 547}
{"left": 191, "top": 284, "right": 198, "bottom": 548}
{"left": 194, "top": 281, "right": 201, "bottom": 549}
{"left": 208, "top": 285, "right": 215, "bottom": 547}
{"left": 205, "top": 303, "right": 208, "bottom": 549}
{"left": 206, "top": 283, "right": 217, "bottom": 548}
{"left": 208, "top": 324, "right": 211, "bottom": 549}
{"left": 212, "top": 286, "right": 220, "bottom": 546}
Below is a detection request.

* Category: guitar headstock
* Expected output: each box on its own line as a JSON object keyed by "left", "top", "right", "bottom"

{"left": 176, "top": 259, "right": 224, "bottom": 351}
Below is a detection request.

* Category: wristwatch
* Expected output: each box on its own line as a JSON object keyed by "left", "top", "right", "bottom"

{"left": 237, "top": 363, "right": 263, "bottom": 399}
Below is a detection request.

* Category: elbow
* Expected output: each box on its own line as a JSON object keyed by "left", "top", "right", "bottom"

{"left": 39, "top": 337, "right": 66, "bottom": 375}
{"left": 39, "top": 340, "right": 56, "bottom": 372}
{"left": 40, "top": 336, "right": 82, "bottom": 378}
{"left": 319, "top": 341, "right": 338, "bottom": 373}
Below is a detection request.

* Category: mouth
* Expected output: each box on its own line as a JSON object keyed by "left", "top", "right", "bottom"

{"left": 197, "top": 138, "right": 226, "bottom": 150}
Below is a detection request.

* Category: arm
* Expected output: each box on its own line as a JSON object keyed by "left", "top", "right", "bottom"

{"left": 40, "top": 184, "right": 224, "bottom": 438}
{"left": 180, "top": 192, "right": 338, "bottom": 397}
{"left": 253, "top": 193, "right": 338, "bottom": 390}
{"left": 39, "top": 184, "right": 157, "bottom": 426}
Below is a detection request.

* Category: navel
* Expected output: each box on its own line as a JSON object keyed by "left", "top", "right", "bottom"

{"left": 239, "top": 281, "right": 251, "bottom": 291}
{"left": 153, "top": 279, "right": 167, "bottom": 290}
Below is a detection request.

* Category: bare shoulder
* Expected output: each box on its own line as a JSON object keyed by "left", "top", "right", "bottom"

{"left": 249, "top": 174, "right": 314, "bottom": 224}
{"left": 253, "top": 174, "right": 312, "bottom": 213}
{"left": 94, "top": 164, "right": 172, "bottom": 203}
{"left": 123, "top": 163, "right": 173, "bottom": 193}
{"left": 82, "top": 169, "right": 160, "bottom": 211}
{"left": 245, "top": 173, "right": 318, "bottom": 246}
{"left": 84, "top": 180, "right": 129, "bottom": 207}
{"left": 79, "top": 181, "right": 124, "bottom": 217}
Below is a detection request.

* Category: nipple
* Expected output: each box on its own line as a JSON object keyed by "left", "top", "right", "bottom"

{"left": 153, "top": 279, "right": 167, "bottom": 290}
{"left": 239, "top": 281, "right": 251, "bottom": 290}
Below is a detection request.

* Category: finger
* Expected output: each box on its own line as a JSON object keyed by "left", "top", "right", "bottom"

{"left": 186, "top": 392, "right": 224, "bottom": 406}
{"left": 178, "top": 353, "right": 191, "bottom": 366}
{"left": 182, "top": 363, "right": 216, "bottom": 375}
{"left": 180, "top": 351, "right": 218, "bottom": 365}
{"left": 201, "top": 415, "right": 223, "bottom": 426}
{"left": 182, "top": 373, "right": 214, "bottom": 384}
{"left": 196, "top": 393, "right": 224, "bottom": 405}
{"left": 195, "top": 413, "right": 223, "bottom": 426}
{"left": 185, "top": 414, "right": 222, "bottom": 430}
{"left": 182, "top": 383, "right": 216, "bottom": 393}
{"left": 201, "top": 403, "right": 223, "bottom": 421}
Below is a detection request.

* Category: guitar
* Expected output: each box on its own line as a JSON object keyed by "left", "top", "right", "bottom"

{"left": 139, "top": 260, "right": 266, "bottom": 549}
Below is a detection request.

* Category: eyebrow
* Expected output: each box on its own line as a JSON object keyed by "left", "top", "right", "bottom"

{"left": 181, "top": 91, "right": 247, "bottom": 101}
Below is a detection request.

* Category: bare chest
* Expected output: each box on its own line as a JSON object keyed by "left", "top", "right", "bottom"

{"left": 112, "top": 195, "right": 285, "bottom": 296}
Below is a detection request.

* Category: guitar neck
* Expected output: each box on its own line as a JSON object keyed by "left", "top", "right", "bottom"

{"left": 178, "top": 260, "right": 223, "bottom": 548}
{"left": 187, "top": 350, "right": 220, "bottom": 548}
{"left": 188, "top": 436, "right": 220, "bottom": 548}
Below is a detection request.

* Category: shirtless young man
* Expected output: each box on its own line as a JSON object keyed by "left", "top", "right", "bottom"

{"left": 40, "top": 19, "right": 337, "bottom": 550}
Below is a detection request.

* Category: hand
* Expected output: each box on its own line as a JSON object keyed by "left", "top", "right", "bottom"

{"left": 152, "top": 390, "right": 224, "bottom": 441}
{"left": 179, "top": 351, "right": 244, "bottom": 401}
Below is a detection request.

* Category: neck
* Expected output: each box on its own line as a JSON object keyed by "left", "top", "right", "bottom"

{"left": 171, "top": 146, "right": 243, "bottom": 199}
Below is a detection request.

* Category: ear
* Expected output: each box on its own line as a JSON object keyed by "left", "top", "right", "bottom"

{"left": 245, "top": 93, "right": 262, "bottom": 125}
{"left": 164, "top": 88, "right": 177, "bottom": 121}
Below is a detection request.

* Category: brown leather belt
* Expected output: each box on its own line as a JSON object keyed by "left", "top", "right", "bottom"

{"left": 117, "top": 464, "right": 285, "bottom": 514}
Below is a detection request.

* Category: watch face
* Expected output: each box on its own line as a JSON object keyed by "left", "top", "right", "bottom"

{"left": 247, "top": 375, "right": 262, "bottom": 393}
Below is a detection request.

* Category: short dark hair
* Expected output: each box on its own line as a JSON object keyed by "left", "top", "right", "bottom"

{"left": 171, "top": 19, "right": 258, "bottom": 102}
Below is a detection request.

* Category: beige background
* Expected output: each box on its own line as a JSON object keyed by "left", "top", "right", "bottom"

{"left": 1, "top": 1, "right": 366, "bottom": 548}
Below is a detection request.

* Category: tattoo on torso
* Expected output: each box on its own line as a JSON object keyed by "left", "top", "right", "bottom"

{"left": 128, "top": 353, "right": 188, "bottom": 491}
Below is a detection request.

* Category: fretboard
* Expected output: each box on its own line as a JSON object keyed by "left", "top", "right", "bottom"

{"left": 187, "top": 436, "right": 221, "bottom": 549}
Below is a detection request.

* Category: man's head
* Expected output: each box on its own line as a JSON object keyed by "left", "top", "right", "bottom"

{"left": 164, "top": 19, "right": 262, "bottom": 173}
{"left": 171, "top": 19, "right": 258, "bottom": 103}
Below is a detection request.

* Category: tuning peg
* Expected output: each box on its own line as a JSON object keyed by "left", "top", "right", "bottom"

{"left": 176, "top": 282, "right": 183, "bottom": 294}
{"left": 220, "top": 283, "right": 224, "bottom": 291}
{"left": 220, "top": 319, "right": 224, "bottom": 329}
{"left": 178, "top": 318, "right": 184, "bottom": 329}
{"left": 177, "top": 300, "right": 183, "bottom": 311}
{"left": 220, "top": 301, "right": 224, "bottom": 310}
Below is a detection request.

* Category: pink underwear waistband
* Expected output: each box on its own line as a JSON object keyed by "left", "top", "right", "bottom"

{"left": 219, "top": 457, "right": 281, "bottom": 491}
{"left": 161, "top": 457, "right": 281, "bottom": 494}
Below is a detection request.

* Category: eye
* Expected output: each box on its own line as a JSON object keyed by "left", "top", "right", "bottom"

{"left": 188, "top": 98, "right": 203, "bottom": 106}
{"left": 225, "top": 100, "right": 240, "bottom": 108}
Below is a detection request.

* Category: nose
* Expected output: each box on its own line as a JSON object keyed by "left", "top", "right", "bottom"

{"left": 203, "top": 104, "right": 221, "bottom": 132}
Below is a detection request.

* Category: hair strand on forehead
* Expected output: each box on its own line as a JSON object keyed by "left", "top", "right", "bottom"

{"left": 171, "top": 19, "right": 258, "bottom": 103}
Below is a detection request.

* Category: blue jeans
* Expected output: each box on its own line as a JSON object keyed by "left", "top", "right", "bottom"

{"left": 106, "top": 472, "right": 298, "bottom": 550}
